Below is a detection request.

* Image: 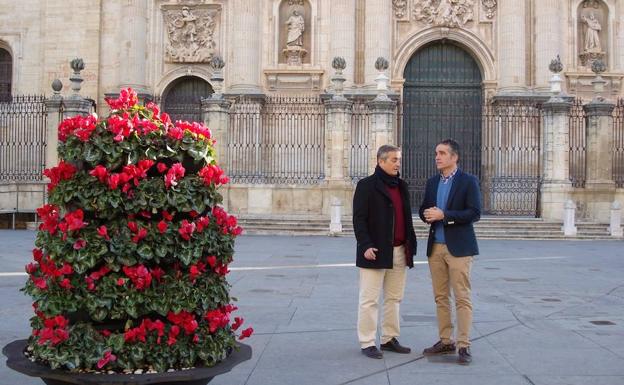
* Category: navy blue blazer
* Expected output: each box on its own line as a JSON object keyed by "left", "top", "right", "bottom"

{"left": 418, "top": 169, "right": 482, "bottom": 257}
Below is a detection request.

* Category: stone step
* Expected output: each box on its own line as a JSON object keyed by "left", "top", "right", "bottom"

{"left": 238, "top": 215, "right": 620, "bottom": 240}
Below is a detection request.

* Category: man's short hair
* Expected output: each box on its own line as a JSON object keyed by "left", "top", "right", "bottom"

{"left": 377, "top": 144, "right": 401, "bottom": 161}
{"left": 437, "top": 139, "right": 460, "bottom": 160}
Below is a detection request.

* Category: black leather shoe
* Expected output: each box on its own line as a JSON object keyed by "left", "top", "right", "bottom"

{"left": 361, "top": 346, "right": 383, "bottom": 359}
{"left": 380, "top": 338, "right": 411, "bottom": 354}
{"left": 422, "top": 340, "right": 456, "bottom": 355}
{"left": 458, "top": 347, "right": 472, "bottom": 365}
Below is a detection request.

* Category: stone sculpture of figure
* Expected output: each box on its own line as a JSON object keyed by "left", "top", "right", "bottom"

{"left": 286, "top": 10, "right": 305, "bottom": 47}
{"left": 582, "top": 13, "right": 602, "bottom": 52}
{"left": 180, "top": 6, "right": 198, "bottom": 44}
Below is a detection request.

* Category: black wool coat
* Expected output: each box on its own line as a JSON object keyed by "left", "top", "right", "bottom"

{"left": 352, "top": 174, "right": 417, "bottom": 269}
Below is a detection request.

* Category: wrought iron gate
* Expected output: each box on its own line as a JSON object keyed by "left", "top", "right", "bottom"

{"left": 401, "top": 41, "right": 541, "bottom": 216}
{"left": 162, "top": 76, "right": 213, "bottom": 123}
{"left": 402, "top": 41, "right": 483, "bottom": 211}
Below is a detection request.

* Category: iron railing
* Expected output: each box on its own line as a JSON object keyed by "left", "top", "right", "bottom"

{"left": 0, "top": 95, "right": 47, "bottom": 182}
{"left": 569, "top": 98, "right": 586, "bottom": 188}
{"left": 614, "top": 98, "right": 624, "bottom": 188}
{"left": 349, "top": 101, "right": 370, "bottom": 182}
{"left": 227, "top": 95, "right": 325, "bottom": 184}
{"left": 481, "top": 99, "right": 542, "bottom": 216}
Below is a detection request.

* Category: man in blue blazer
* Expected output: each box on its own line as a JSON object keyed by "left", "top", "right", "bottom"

{"left": 419, "top": 139, "right": 481, "bottom": 365}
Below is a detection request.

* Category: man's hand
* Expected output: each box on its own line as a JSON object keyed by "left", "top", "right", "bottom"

{"left": 423, "top": 207, "right": 444, "bottom": 223}
{"left": 364, "top": 247, "right": 378, "bottom": 261}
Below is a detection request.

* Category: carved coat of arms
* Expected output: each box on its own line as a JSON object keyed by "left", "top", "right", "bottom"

{"left": 164, "top": 6, "right": 219, "bottom": 63}
{"left": 413, "top": 0, "right": 475, "bottom": 28}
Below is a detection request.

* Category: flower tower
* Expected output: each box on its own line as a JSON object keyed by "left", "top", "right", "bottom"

{"left": 23, "top": 88, "right": 251, "bottom": 373}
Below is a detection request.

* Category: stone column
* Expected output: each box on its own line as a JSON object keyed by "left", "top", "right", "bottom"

{"left": 498, "top": 1, "right": 527, "bottom": 93}
{"left": 201, "top": 98, "right": 231, "bottom": 170}
{"left": 367, "top": 98, "right": 396, "bottom": 170}
{"left": 119, "top": 0, "right": 148, "bottom": 93}
{"left": 324, "top": 98, "right": 352, "bottom": 182}
{"left": 534, "top": 0, "right": 563, "bottom": 92}
{"left": 330, "top": 0, "right": 356, "bottom": 88}
{"left": 364, "top": 2, "right": 392, "bottom": 87}
{"left": 228, "top": 0, "right": 262, "bottom": 94}
{"left": 540, "top": 99, "right": 572, "bottom": 221}
{"left": 583, "top": 101, "right": 616, "bottom": 222}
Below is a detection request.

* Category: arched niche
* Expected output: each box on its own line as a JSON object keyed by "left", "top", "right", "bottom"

{"left": 278, "top": 0, "right": 311, "bottom": 65}
{"left": 577, "top": 0, "right": 609, "bottom": 68}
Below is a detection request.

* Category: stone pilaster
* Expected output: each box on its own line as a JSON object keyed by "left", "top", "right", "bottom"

{"left": 44, "top": 97, "right": 63, "bottom": 169}
{"left": 228, "top": 0, "right": 261, "bottom": 94}
{"left": 201, "top": 97, "right": 231, "bottom": 170}
{"left": 119, "top": 0, "right": 148, "bottom": 93}
{"left": 540, "top": 99, "right": 572, "bottom": 221}
{"left": 498, "top": 0, "right": 527, "bottom": 93}
{"left": 330, "top": 0, "right": 356, "bottom": 88}
{"left": 583, "top": 101, "right": 616, "bottom": 222}
{"left": 534, "top": 0, "right": 563, "bottom": 92}
{"left": 364, "top": 2, "right": 392, "bottom": 87}
{"left": 324, "top": 98, "right": 352, "bottom": 183}
{"left": 367, "top": 98, "right": 396, "bottom": 170}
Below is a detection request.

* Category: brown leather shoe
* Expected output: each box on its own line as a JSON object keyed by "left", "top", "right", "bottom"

{"left": 422, "top": 340, "right": 456, "bottom": 355}
{"left": 361, "top": 346, "right": 383, "bottom": 359}
{"left": 458, "top": 347, "right": 472, "bottom": 365}
{"left": 380, "top": 338, "right": 411, "bottom": 354}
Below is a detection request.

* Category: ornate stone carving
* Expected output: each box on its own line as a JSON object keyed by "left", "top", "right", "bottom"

{"left": 393, "top": 0, "right": 408, "bottom": 18}
{"left": 164, "top": 6, "right": 219, "bottom": 63}
{"left": 549, "top": 55, "right": 563, "bottom": 74}
{"left": 331, "top": 57, "right": 346, "bottom": 72}
{"left": 413, "top": 0, "right": 475, "bottom": 28}
{"left": 481, "top": 0, "right": 496, "bottom": 19}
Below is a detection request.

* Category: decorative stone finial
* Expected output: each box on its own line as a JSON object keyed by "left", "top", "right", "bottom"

{"left": 549, "top": 55, "right": 563, "bottom": 74}
{"left": 591, "top": 58, "right": 606, "bottom": 75}
{"left": 209, "top": 55, "right": 225, "bottom": 71}
{"left": 70, "top": 58, "right": 85, "bottom": 74}
{"left": 51, "top": 79, "right": 63, "bottom": 93}
{"left": 331, "top": 56, "right": 346, "bottom": 72}
{"left": 374, "top": 57, "right": 389, "bottom": 72}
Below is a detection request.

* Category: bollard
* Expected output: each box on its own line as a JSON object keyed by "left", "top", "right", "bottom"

{"left": 329, "top": 197, "right": 343, "bottom": 235}
{"left": 609, "top": 201, "right": 623, "bottom": 237}
{"left": 562, "top": 200, "right": 577, "bottom": 237}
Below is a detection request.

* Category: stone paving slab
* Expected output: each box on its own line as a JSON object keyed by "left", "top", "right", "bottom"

{"left": 0, "top": 230, "right": 623, "bottom": 385}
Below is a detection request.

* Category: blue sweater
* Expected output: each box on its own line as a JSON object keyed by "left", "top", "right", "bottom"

{"left": 434, "top": 177, "right": 454, "bottom": 243}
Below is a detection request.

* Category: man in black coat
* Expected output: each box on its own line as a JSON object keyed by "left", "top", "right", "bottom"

{"left": 419, "top": 139, "right": 481, "bottom": 365}
{"left": 353, "top": 144, "right": 417, "bottom": 359}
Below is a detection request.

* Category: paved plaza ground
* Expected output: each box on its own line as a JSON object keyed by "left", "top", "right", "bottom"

{"left": 1, "top": 230, "right": 623, "bottom": 385}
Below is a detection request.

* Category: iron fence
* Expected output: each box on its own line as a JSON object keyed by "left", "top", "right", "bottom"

{"left": 349, "top": 101, "right": 370, "bottom": 182}
{"left": 614, "top": 98, "right": 624, "bottom": 188}
{"left": 569, "top": 98, "right": 586, "bottom": 188}
{"left": 227, "top": 95, "right": 325, "bottom": 184}
{"left": 481, "top": 99, "right": 542, "bottom": 216}
{"left": 0, "top": 95, "right": 47, "bottom": 182}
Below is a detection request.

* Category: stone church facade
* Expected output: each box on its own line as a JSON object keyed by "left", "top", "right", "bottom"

{"left": 1, "top": 0, "right": 623, "bottom": 227}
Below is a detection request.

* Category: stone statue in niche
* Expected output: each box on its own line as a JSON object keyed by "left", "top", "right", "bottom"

{"left": 164, "top": 6, "right": 218, "bottom": 63}
{"left": 578, "top": 1, "right": 606, "bottom": 69}
{"left": 282, "top": 9, "right": 307, "bottom": 66}
{"left": 582, "top": 13, "right": 601, "bottom": 53}
{"left": 286, "top": 10, "right": 305, "bottom": 47}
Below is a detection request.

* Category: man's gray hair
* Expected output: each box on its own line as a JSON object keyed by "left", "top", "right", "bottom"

{"left": 377, "top": 144, "right": 401, "bottom": 161}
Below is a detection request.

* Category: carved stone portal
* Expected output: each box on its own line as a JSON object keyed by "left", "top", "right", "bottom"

{"left": 164, "top": 6, "right": 220, "bottom": 63}
{"left": 413, "top": 0, "right": 475, "bottom": 28}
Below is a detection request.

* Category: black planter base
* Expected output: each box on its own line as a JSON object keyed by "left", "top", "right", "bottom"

{"left": 3, "top": 339, "right": 252, "bottom": 385}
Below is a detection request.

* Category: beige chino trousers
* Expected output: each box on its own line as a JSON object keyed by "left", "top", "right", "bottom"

{"left": 429, "top": 243, "right": 473, "bottom": 348}
{"left": 357, "top": 245, "right": 407, "bottom": 349}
